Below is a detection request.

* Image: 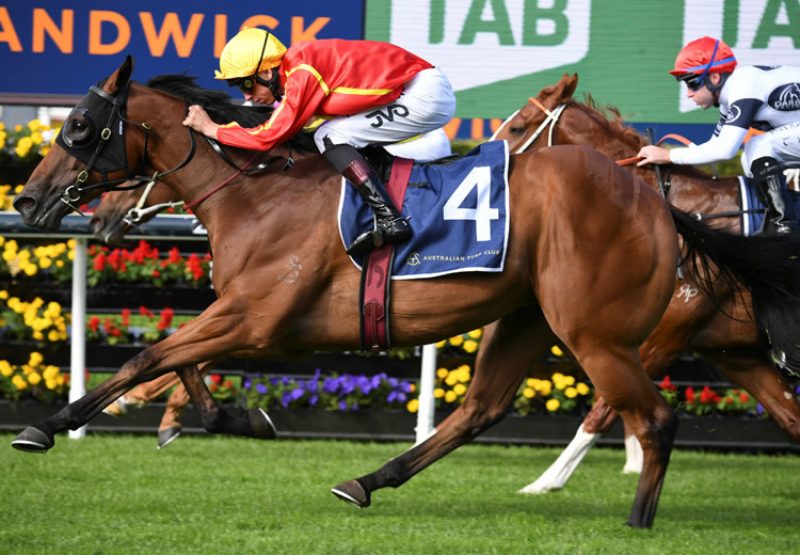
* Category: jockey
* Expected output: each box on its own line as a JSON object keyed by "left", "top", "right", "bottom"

{"left": 182, "top": 27, "right": 456, "bottom": 255}
{"left": 637, "top": 36, "right": 800, "bottom": 235}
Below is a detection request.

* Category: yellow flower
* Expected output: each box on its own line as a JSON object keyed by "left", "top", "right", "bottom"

{"left": 0, "top": 360, "right": 13, "bottom": 377}
{"left": 436, "top": 367, "right": 448, "bottom": 379}
{"left": 434, "top": 340, "right": 446, "bottom": 349}
{"left": 462, "top": 339, "right": 479, "bottom": 353}
{"left": 406, "top": 399, "right": 419, "bottom": 413}
{"left": 28, "top": 371, "right": 42, "bottom": 385}
{"left": 448, "top": 335, "right": 464, "bottom": 347}
{"left": 47, "top": 330, "right": 61, "bottom": 342}
{"left": 45, "top": 379, "right": 58, "bottom": 390}
{"left": 67, "top": 239, "right": 76, "bottom": 249}
{"left": 444, "top": 372, "right": 458, "bottom": 386}
{"left": 576, "top": 382, "right": 590, "bottom": 395}
{"left": 0, "top": 290, "right": 7, "bottom": 300}
{"left": 28, "top": 352, "right": 44, "bottom": 366}
{"left": 32, "top": 331, "right": 44, "bottom": 341}
{"left": 522, "top": 387, "right": 535, "bottom": 399}
{"left": 27, "top": 119, "right": 43, "bottom": 132}
{"left": 38, "top": 257, "right": 52, "bottom": 269}
{"left": 444, "top": 390, "right": 457, "bottom": 403}
{"left": 453, "top": 383, "right": 467, "bottom": 396}
{"left": 550, "top": 345, "right": 564, "bottom": 357}
{"left": 546, "top": 398, "right": 560, "bottom": 412}
{"left": 467, "top": 328, "right": 483, "bottom": 340}
{"left": 456, "top": 365, "right": 471, "bottom": 383}
{"left": 434, "top": 388, "right": 444, "bottom": 399}
{"left": 23, "top": 264, "right": 38, "bottom": 276}
{"left": 43, "top": 365, "right": 59, "bottom": 380}
{"left": 565, "top": 387, "right": 578, "bottom": 399}
{"left": 12, "top": 374, "right": 28, "bottom": 390}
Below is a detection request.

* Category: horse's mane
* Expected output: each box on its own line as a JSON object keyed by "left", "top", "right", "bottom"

{"left": 574, "top": 93, "right": 716, "bottom": 181}
{"left": 142, "top": 74, "right": 317, "bottom": 152}
{"left": 144, "top": 74, "right": 273, "bottom": 127}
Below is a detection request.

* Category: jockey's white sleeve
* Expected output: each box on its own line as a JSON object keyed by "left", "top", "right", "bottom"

{"left": 670, "top": 125, "right": 748, "bottom": 166}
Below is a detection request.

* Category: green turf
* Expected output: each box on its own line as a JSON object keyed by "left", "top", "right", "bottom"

{"left": 0, "top": 434, "right": 796, "bottom": 554}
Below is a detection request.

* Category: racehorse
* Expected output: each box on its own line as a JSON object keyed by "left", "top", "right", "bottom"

{"left": 492, "top": 73, "right": 800, "bottom": 493}
{"left": 12, "top": 58, "right": 800, "bottom": 528}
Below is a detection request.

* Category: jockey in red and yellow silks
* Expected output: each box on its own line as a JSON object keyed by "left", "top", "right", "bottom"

{"left": 216, "top": 39, "right": 433, "bottom": 152}
{"left": 183, "top": 28, "right": 456, "bottom": 256}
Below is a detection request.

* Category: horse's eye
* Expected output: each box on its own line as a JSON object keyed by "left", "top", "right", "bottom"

{"left": 62, "top": 109, "right": 96, "bottom": 147}
{"left": 509, "top": 126, "right": 525, "bottom": 136}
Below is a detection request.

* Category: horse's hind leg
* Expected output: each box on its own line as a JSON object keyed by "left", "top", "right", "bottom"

{"left": 573, "top": 345, "right": 677, "bottom": 528}
{"left": 175, "top": 364, "right": 276, "bottom": 440}
{"left": 332, "top": 306, "right": 553, "bottom": 507}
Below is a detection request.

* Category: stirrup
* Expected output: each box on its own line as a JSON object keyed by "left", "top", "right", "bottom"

{"left": 346, "top": 229, "right": 385, "bottom": 257}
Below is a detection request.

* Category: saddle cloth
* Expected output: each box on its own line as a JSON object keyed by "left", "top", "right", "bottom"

{"left": 738, "top": 176, "right": 800, "bottom": 236}
{"left": 338, "top": 140, "right": 510, "bottom": 279}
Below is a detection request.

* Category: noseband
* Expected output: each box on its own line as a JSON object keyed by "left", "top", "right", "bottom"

{"left": 58, "top": 82, "right": 196, "bottom": 213}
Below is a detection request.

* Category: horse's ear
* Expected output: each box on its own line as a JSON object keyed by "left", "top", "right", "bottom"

{"left": 553, "top": 73, "right": 578, "bottom": 101}
{"left": 104, "top": 55, "right": 134, "bottom": 94}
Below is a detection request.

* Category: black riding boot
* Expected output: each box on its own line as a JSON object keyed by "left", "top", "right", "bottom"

{"left": 322, "top": 143, "right": 412, "bottom": 256}
{"left": 752, "top": 157, "right": 797, "bottom": 236}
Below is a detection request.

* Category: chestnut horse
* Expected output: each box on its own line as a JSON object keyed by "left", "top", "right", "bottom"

{"left": 12, "top": 58, "right": 800, "bottom": 528}
{"left": 492, "top": 73, "right": 800, "bottom": 493}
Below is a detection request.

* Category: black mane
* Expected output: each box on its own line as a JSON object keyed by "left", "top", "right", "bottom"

{"left": 144, "top": 74, "right": 273, "bottom": 127}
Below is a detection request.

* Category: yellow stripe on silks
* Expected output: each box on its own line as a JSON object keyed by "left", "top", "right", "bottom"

{"left": 245, "top": 90, "right": 290, "bottom": 135}
{"left": 302, "top": 117, "right": 328, "bottom": 132}
{"left": 332, "top": 86, "right": 394, "bottom": 96}
{"left": 395, "top": 134, "right": 423, "bottom": 144}
{"left": 286, "top": 64, "right": 331, "bottom": 95}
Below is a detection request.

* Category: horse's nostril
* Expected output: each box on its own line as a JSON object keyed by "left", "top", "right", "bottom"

{"left": 12, "top": 196, "right": 35, "bottom": 214}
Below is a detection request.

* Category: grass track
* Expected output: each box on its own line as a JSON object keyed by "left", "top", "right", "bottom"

{"left": 0, "top": 433, "right": 797, "bottom": 554}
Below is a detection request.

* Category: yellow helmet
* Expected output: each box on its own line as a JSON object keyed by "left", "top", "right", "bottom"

{"left": 215, "top": 28, "right": 287, "bottom": 80}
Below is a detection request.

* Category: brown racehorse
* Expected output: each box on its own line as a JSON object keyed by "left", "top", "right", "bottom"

{"left": 492, "top": 73, "right": 800, "bottom": 493}
{"left": 12, "top": 58, "right": 800, "bottom": 528}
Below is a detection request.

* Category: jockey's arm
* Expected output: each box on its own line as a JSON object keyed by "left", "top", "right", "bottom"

{"left": 215, "top": 70, "right": 327, "bottom": 151}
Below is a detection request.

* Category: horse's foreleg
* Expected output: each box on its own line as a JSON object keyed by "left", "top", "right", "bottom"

{"left": 11, "top": 298, "right": 272, "bottom": 453}
{"left": 518, "top": 396, "right": 613, "bottom": 493}
{"left": 332, "top": 306, "right": 551, "bottom": 508}
{"left": 102, "top": 371, "right": 181, "bottom": 416}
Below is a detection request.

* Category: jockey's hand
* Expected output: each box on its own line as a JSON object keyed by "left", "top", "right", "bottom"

{"left": 636, "top": 145, "right": 671, "bottom": 166}
{"left": 182, "top": 105, "right": 219, "bottom": 139}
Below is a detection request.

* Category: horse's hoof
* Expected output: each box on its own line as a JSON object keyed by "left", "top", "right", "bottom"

{"left": 157, "top": 427, "right": 182, "bottom": 450}
{"left": 331, "top": 480, "right": 371, "bottom": 508}
{"left": 249, "top": 408, "right": 278, "bottom": 439}
{"left": 11, "top": 426, "right": 54, "bottom": 453}
{"left": 102, "top": 398, "right": 127, "bottom": 417}
{"left": 517, "top": 483, "right": 560, "bottom": 495}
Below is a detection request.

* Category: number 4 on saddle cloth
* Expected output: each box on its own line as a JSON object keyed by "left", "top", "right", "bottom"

{"left": 738, "top": 176, "right": 800, "bottom": 236}
{"left": 338, "top": 140, "right": 510, "bottom": 277}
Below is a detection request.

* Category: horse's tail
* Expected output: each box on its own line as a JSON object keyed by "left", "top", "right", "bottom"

{"left": 670, "top": 206, "right": 800, "bottom": 374}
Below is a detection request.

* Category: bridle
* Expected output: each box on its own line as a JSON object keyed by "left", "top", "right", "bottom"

{"left": 58, "top": 82, "right": 196, "bottom": 214}
{"left": 490, "top": 97, "right": 567, "bottom": 152}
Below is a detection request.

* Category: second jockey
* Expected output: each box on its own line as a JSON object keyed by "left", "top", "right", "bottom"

{"left": 637, "top": 36, "right": 800, "bottom": 235}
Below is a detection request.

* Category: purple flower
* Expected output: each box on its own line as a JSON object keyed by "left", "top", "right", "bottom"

{"left": 290, "top": 388, "right": 305, "bottom": 401}
{"left": 243, "top": 378, "right": 251, "bottom": 389}
{"left": 256, "top": 383, "right": 268, "bottom": 395}
{"left": 323, "top": 377, "right": 339, "bottom": 394}
{"left": 756, "top": 403, "right": 765, "bottom": 415}
{"left": 338, "top": 400, "right": 348, "bottom": 411}
{"left": 281, "top": 392, "right": 293, "bottom": 408}
{"left": 309, "top": 394, "right": 318, "bottom": 407}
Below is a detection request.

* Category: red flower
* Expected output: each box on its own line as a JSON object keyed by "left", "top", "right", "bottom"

{"left": 658, "top": 375, "right": 677, "bottom": 392}
{"left": 156, "top": 307, "right": 174, "bottom": 331}
{"left": 209, "top": 383, "right": 219, "bottom": 393}
{"left": 684, "top": 386, "right": 695, "bottom": 404}
{"left": 92, "top": 253, "right": 107, "bottom": 271}
{"left": 168, "top": 247, "right": 182, "bottom": 264}
{"left": 209, "top": 374, "right": 222, "bottom": 385}
{"left": 739, "top": 391, "right": 750, "bottom": 403}
{"left": 139, "top": 306, "right": 155, "bottom": 318}
{"left": 88, "top": 315, "right": 101, "bottom": 332}
{"left": 223, "top": 379, "right": 234, "bottom": 389}
{"left": 152, "top": 269, "right": 161, "bottom": 278}
{"left": 120, "top": 308, "right": 130, "bottom": 327}
{"left": 699, "top": 385, "right": 721, "bottom": 405}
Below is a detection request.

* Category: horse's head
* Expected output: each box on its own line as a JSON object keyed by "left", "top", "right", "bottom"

{"left": 494, "top": 73, "right": 578, "bottom": 153}
{"left": 14, "top": 56, "right": 141, "bottom": 230}
{"left": 494, "top": 73, "right": 645, "bottom": 161}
